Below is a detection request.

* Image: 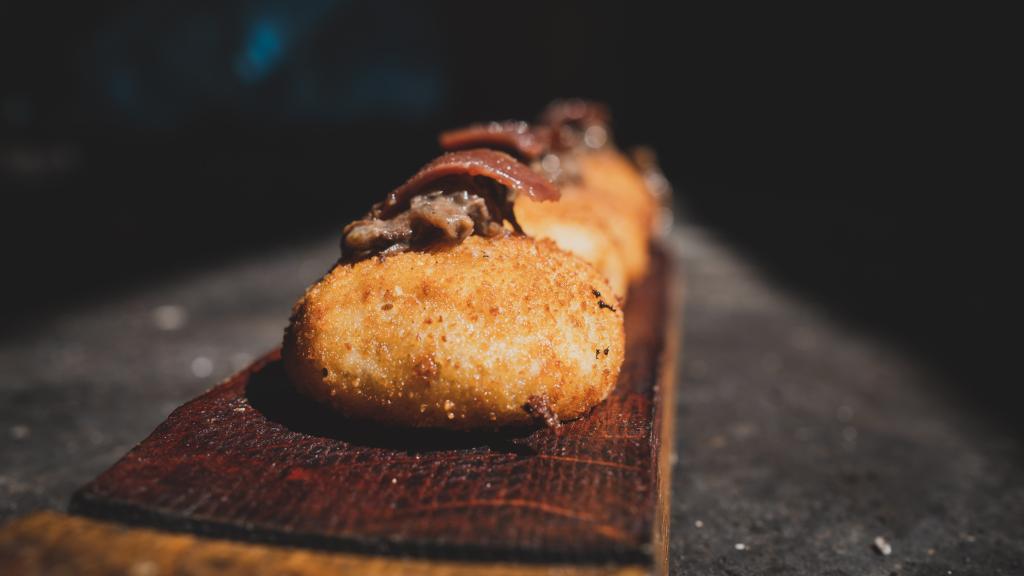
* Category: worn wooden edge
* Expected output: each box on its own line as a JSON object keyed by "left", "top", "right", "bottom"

{"left": 69, "top": 489, "right": 650, "bottom": 567}
{"left": 0, "top": 512, "right": 648, "bottom": 576}
{"left": 651, "top": 240, "right": 682, "bottom": 576}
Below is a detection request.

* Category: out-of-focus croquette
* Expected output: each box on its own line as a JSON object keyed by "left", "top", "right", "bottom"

{"left": 577, "top": 150, "right": 655, "bottom": 280}
{"left": 515, "top": 187, "right": 630, "bottom": 299}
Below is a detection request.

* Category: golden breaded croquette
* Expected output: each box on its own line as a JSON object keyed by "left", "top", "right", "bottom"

{"left": 537, "top": 99, "right": 657, "bottom": 281}
{"left": 440, "top": 108, "right": 657, "bottom": 289}
{"left": 575, "top": 151, "right": 653, "bottom": 281}
{"left": 283, "top": 235, "right": 624, "bottom": 429}
{"left": 578, "top": 149, "right": 658, "bottom": 237}
{"left": 515, "top": 186, "right": 630, "bottom": 299}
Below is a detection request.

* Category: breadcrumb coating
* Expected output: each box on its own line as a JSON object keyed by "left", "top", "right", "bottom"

{"left": 515, "top": 186, "right": 630, "bottom": 299}
{"left": 283, "top": 235, "right": 624, "bottom": 429}
{"left": 578, "top": 150, "right": 655, "bottom": 280}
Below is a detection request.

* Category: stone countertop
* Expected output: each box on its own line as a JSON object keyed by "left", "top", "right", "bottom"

{"left": 1, "top": 225, "right": 1021, "bottom": 575}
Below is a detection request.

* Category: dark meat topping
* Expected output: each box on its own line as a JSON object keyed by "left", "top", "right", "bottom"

{"left": 381, "top": 149, "right": 559, "bottom": 217}
{"left": 439, "top": 121, "right": 553, "bottom": 162}
{"left": 540, "top": 99, "right": 612, "bottom": 151}
{"left": 438, "top": 102, "right": 615, "bottom": 188}
{"left": 342, "top": 150, "right": 558, "bottom": 262}
{"left": 541, "top": 99, "right": 610, "bottom": 129}
{"left": 632, "top": 145, "right": 675, "bottom": 234}
{"left": 632, "top": 146, "right": 671, "bottom": 200}
{"left": 343, "top": 190, "right": 501, "bottom": 262}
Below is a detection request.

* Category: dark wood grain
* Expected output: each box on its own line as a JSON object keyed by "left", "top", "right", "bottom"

{"left": 71, "top": 247, "right": 674, "bottom": 566}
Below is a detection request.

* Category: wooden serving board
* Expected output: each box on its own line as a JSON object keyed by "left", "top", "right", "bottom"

{"left": 0, "top": 512, "right": 650, "bottom": 575}
{"left": 53, "top": 245, "right": 678, "bottom": 574}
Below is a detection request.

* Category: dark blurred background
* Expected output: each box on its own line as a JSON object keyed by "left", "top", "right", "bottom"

{"left": 1, "top": 3, "right": 1014, "bottom": 422}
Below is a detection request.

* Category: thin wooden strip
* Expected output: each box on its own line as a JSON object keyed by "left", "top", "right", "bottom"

{"left": 652, "top": 250, "right": 683, "bottom": 576}
{"left": 0, "top": 512, "right": 648, "bottom": 576}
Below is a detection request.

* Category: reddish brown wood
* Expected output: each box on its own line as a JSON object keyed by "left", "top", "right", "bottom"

{"left": 71, "top": 247, "right": 673, "bottom": 566}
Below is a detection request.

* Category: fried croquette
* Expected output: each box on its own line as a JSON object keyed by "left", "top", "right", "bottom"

{"left": 515, "top": 186, "right": 630, "bottom": 299}
{"left": 576, "top": 150, "right": 655, "bottom": 281}
{"left": 440, "top": 109, "right": 656, "bottom": 289}
{"left": 536, "top": 99, "right": 657, "bottom": 281}
{"left": 283, "top": 235, "right": 624, "bottom": 429}
{"left": 342, "top": 149, "right": 559, "bottom": 261}
{"left": 578, "top": 149, "right": 657, "bottom": 233}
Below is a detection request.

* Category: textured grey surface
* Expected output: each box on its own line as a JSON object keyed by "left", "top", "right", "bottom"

{"left": 669, "top": 228, "right": 1024, "bottom": 575}
{"left": 1, "top": 226, "right": 1022, "bottom": 574}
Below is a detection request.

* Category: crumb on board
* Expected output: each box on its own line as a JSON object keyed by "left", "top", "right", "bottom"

{"left": 523, "top": 394, "right": 561, "bottom": 429}
{"left": 873, "top": 536, "right": 892, "bottom": 556}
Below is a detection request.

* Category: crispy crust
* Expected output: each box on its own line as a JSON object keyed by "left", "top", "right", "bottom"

{"left": 515, "top": 186, "right": 631, "bottom": 299}
{"left": 577, "top": 150, "right": 655, "bottom": 280}
{"left": 283, "top": 235, "right": 624, "bottom": 430}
